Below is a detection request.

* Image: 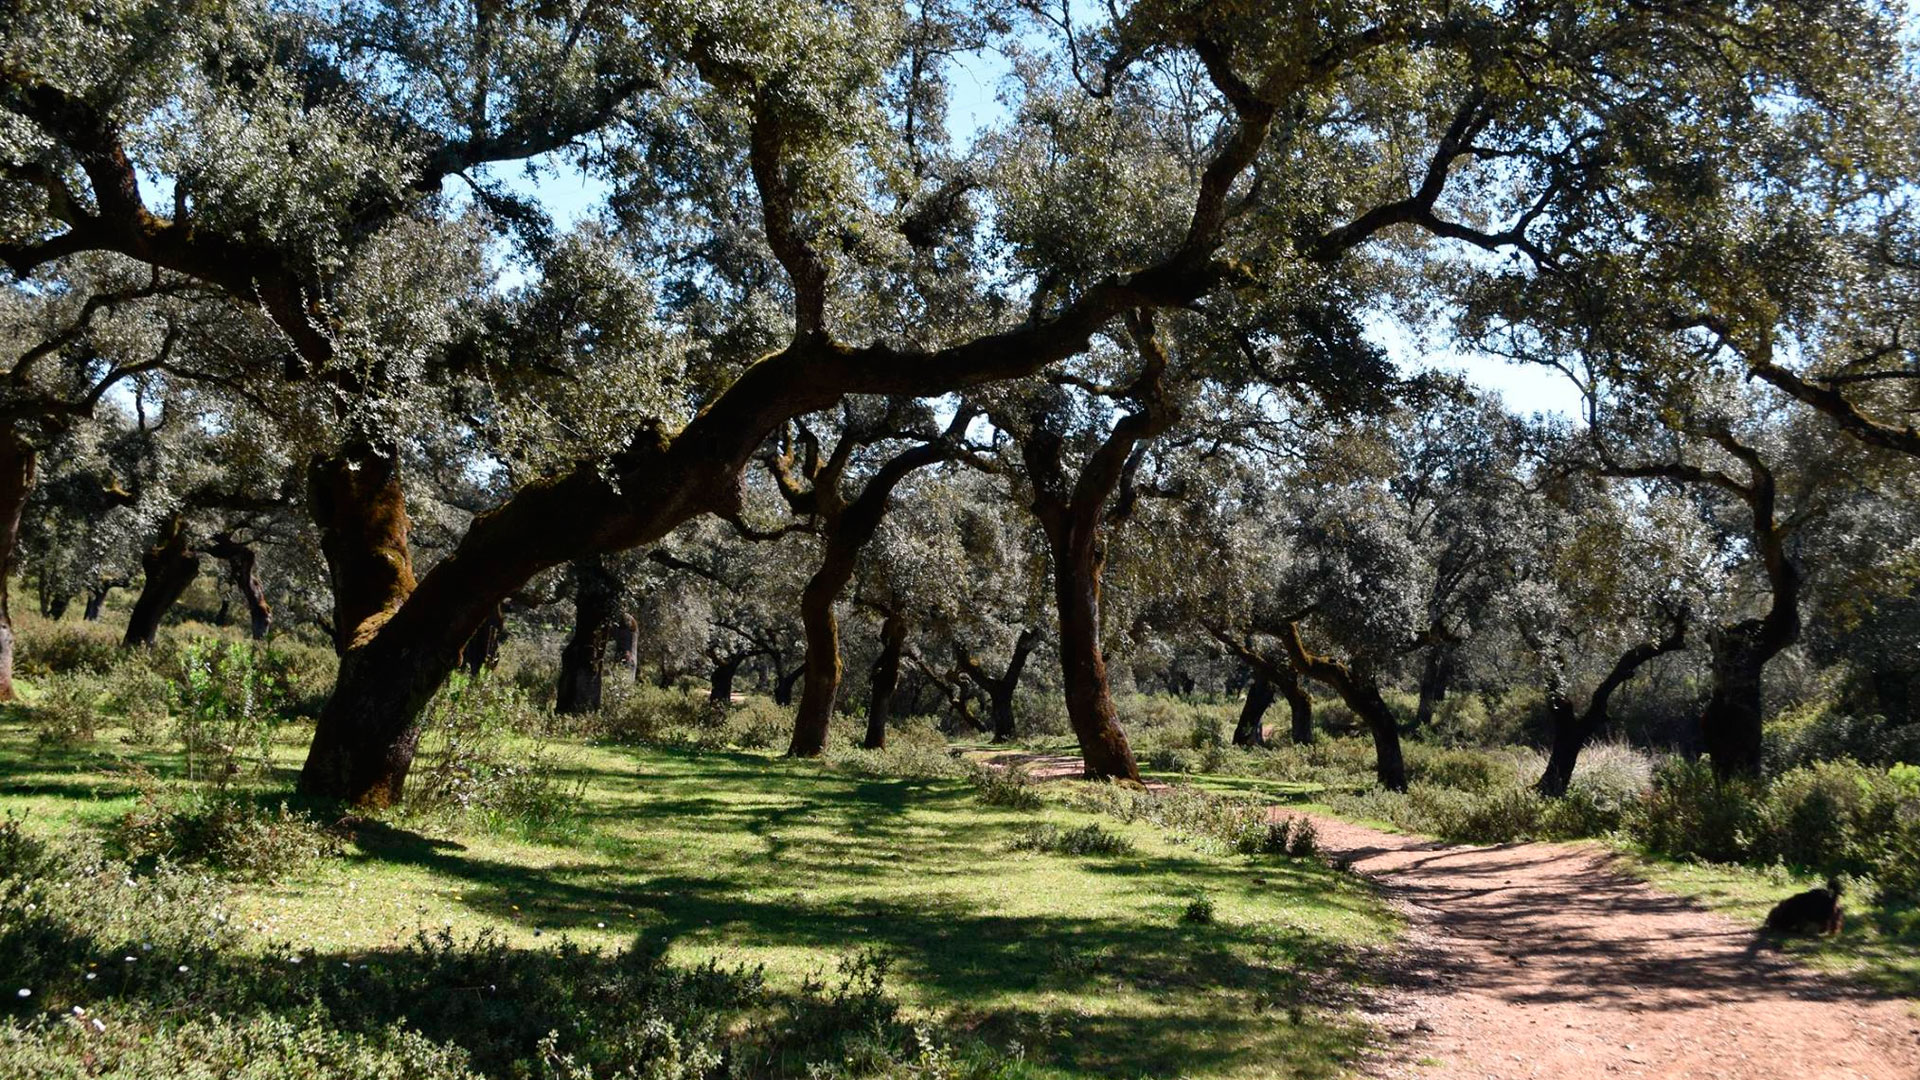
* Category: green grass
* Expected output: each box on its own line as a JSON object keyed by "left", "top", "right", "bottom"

{"left": 1, "top": 717, "right": 1397, "bottom": 1079}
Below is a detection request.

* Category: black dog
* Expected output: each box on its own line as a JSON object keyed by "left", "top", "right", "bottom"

{"left": 1764, "top": 877, "right": 1844, "bottom": 936}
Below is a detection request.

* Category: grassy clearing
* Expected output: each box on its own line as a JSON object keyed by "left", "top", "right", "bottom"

{"left": 0, "top": 717, "right": 1396, "bottom": 1079}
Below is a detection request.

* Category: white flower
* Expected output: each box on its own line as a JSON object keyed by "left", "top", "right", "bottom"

{"left": 176, "top": 965, "right": 189, "bottom": 974}
{"left": 90, "top": 1018, "right": 105, "bottom": 1033}
{"left": 15, "top": 988, "right": 29, "bottom": 998}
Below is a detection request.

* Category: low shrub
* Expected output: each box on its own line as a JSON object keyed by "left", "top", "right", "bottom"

{"left": 1009, "top": 822, "right": 1134, "bottom": 856}
{"left": 115, "top": 781, "right": 342, "bottom": 881}
{"left": 101, "top": 664, "right": 173, "bottom": 745}
{"left": 593, "top": 685, "right": 713, "bottom": 744}
{"left": 29, "top": 674, "right": 99, "bottom": 749}
{"left": 15, "top": 622, "right": 120, "bottom": 679}
{"left": 173, "top": 639, "right": 298, "bottom": 780}
{"left": 407, "top": 674, "right": 586, "bottom": 838}
{"left": 969, "top": 765, "right": 1044, "bottom": 810}
{"left": 1181, "top": 895, "right": 1215, "bottom": 924}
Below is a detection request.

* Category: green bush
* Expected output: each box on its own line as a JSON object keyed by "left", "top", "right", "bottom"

{"left": 15, "top": 622, "right": 119, "bottom": 679}
{"left": 1765, "top": 703, "right": 1920, "bottom": 772}
{"left": 1009, "top": 822, "right": 1134, "bottom": 856}
{"left": 968, "top": 765, "right": 1044, "bottom": 810}
{"left": 0, "top": 1008, "right": 481, "bottom": 1080}
{"left": 173, "top": 639, "right": 298, "bottom": 780}
{"left": 101, "top": 663, "right": 173, "bottom": 745}
{"left": 1181, "top": 895, "right": 1215, "bottom": 924}
{"left": 1626, "top": 759, "right": 1764, "bottom": 863}
{"left": 407, "top": 674, "right": 586, "bottom": 838}
{"left": 115, "top": 783, "right": 342, "bottom": 881}
{"left": 29, "top": 674, "right": 99, "bottom": 749}
{"left": 593, "top": 685, "right": 712, "bottom": 744}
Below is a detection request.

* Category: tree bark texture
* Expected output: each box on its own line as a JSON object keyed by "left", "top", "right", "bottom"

{"left": 205, "top": 537, "right": 271, "bottom": 640}
{"left": 555, "top": 562, "right": 620, "bottom": 715}
{"left": 1234, "top": 670, "right": 1273, "bottom": 747}
{"left": 0, "top": 430, "right": 36, "bottom": 700}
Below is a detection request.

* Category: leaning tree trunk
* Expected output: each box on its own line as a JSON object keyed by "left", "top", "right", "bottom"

{"left": 555, "top": 562, "right": 619, "bottom": 715}
{"left": 123, "top": 515, "right": 203, "bottom": 648}
{"left": 1537, "top": 624, "right": 1687, "bottom": 797}
{"left": 990, "top": 629, "right": 1039, "bottom": 744}
{"left": 1280, "top": 623, "right": 1405, "bottom": 791}
{"left": 863, "top": 612, "right": 907, "bottom": 750}
{"left": 84, "top": 584, "right": 111, "bottom": 620}
{"left": 206, "top": 538, "right": 272, "bottom": 640}
{"left": 0, "top": 430, "right": 36, "bottom": 700}
{"left": 1234, "top": 669, "right": 1274, "bottom": 747}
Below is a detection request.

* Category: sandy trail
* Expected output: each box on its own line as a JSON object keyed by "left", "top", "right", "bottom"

{"left": 1303, "top": 813, "right": 1920, "bottom": 1079}
{"left": 971, "top": 751, "right": 1920, "bottom": 1079}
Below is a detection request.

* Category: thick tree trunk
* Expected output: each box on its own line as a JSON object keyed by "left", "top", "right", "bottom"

{"left": 1049, "top": 528, "right": 1140, "bottom": 781}
{"left": 710, "top": 653, "right": 746, "bottom": 704}
{"left": 308, "top": 446, "right": 416, "bottom": 657}
{"left": 1234, "top": 669, "right": 1273, "bottom": 746}
{"left": 1276, "top": 664, "right": 1314, "bottom": 745}
{"left": 863, "top": 612, "right": 907, "bottom": 750}
{"left": 123, "top": 515, "right": 202, "bottom": 648}
{"left": 1412, "top": 648, "right": 1450, "bottom": 731}
{"left": 789, "top": 564, "right": 849, "bottom": 756}
{"left": 45, "top": 594, "right": 69, "bottom": 621}
{"left": 1701, "top": 627, "right": 1775, "bottom": 780}
{"left": 774, "top": 663, "right": 804, "bottom": 706}
{"left": 555, "top": 562, "right": 619, "bottom": 715}
{"left": 0, "top": 431, "right": 36, "bottom": 700}
{"left": 610, "top": 611, "right": 639, "bottom": 683}
{"left": 83, "top": 583, "right": 113, "bottom": 621}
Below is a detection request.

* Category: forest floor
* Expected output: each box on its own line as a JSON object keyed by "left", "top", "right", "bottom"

{"left": 975, "top": 750, "right": 1920, "bottom": 1080}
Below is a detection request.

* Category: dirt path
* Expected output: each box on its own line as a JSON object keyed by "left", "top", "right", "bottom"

{"left": 1304, "top": 813, "right": 1920, "bottom": 1080}
{"left": 970, "top": 752, "right": 1920, "bottom": 1079}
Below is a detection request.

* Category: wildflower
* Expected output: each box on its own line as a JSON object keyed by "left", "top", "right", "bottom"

{"left": 596, "top": 922, "right": 606, "bottom": 929}
{"left": 71, "top": 1007, "right": 84, "bottom": 1017}
{"left": 84, "top": 973, "right": 96, "bottom": 981}
{"left": 90, "top": 1018, "right": 105, "bottom": 1033}
{"left": 16, "top": 988, "right": 29, "bottom": 998}
{"left": 177, "top": 965, "right": 189, "bottom": 974}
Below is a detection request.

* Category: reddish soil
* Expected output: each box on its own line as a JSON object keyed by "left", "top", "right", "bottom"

{"left": 972, "top": 751, "right": 1920, "bottom": 1079}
